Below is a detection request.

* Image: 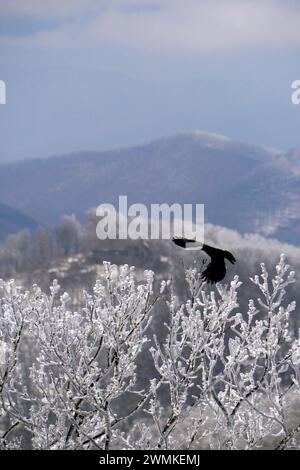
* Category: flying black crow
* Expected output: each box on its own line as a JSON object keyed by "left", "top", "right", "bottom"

{"left": 172, "top": 237, "right": 236, "bottom": 284}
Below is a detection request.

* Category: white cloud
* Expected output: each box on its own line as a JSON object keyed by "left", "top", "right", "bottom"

{"left": 2, "top": 0, "right": 300, "bottom": 53}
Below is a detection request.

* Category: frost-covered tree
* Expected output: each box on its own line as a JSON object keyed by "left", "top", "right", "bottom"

{"left": 55, "top": 214, "right": 81, "bottom": 257}
{"left": 0, "top": 255, "right": 300, "bottom": 449}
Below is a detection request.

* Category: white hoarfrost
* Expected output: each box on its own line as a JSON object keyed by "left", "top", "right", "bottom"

{"left": 0, "top": 256, "right": 300, "bottom": 449}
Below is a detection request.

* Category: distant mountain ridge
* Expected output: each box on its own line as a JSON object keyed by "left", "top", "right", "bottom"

{"left": 0, "top": 203, "right": 38, "bottom": 239}
{"left": 0, "top": 131, "right": 299, "bottom": 244}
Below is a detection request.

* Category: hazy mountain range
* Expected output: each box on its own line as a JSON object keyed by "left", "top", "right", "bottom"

{"left": 0, "top": 202, "right": 37, "bottom": 239}
{"left": 0, "top": 131, "right": 299, "bottom": 244}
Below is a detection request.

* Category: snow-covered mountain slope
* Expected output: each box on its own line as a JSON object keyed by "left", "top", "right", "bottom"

{"left": 0, "top": 131, "right": 299, "bottom": 244}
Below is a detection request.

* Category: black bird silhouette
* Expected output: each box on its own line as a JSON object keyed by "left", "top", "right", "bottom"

{"left": 172, "top": 237, "right": 236, "bottom": 284}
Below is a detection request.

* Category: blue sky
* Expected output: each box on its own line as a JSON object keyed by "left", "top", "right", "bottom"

{"left": 0, "top": 0, "right": 300, "bottom": 163}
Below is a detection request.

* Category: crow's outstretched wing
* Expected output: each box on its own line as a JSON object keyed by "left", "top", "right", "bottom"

{"left": 223, "top": 250, "right": 236, "bottom": 264}
{"left": 172, "top": 237, "right": 203, "bottom": 250}
{"left": 201, "top": 243, "right": 224, "bottom": 258}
